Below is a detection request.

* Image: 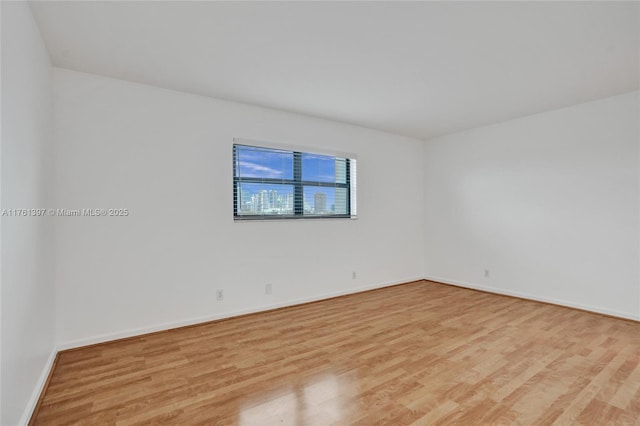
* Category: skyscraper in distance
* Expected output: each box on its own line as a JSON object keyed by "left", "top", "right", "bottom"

{"left": 314, "top": 192, "right": 326, "bottom": 213}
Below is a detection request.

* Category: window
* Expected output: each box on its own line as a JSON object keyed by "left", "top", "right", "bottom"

{"left": 233, "top": 142, "right": 357, "bottom": 220}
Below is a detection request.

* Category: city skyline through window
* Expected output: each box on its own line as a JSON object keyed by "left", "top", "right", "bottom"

{"left": 233, "top": 144, "right": 355, "bottom": 219}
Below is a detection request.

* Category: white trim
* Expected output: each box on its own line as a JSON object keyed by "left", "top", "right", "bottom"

{"left": 57, "top": 276, "right": 423, "bottom": 351}
{"left": 233, "top": 137, "right": 357, "bottom": 160}
{"left": 18, "top": 347, "right": 57, "bottom": 426}
{"left": 425, "top": 275, "right": 640, "bottom": 322}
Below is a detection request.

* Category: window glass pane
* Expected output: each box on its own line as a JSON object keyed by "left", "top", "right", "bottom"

{"left": 301, "top": 154, "right": 347, "bottom": 184}
{"left": 235, "top": 146, "right": 293, "bottom": 180}
{"left": 237, "top": 183, "right": 295, "bottom": 215}
{"left": 303, "top": 186, "right": 349, "bottom": 215}
{"left": 233, "top": 143, "right": 355, "bottom": 219}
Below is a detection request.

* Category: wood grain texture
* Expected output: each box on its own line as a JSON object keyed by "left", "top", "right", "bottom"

{"left": 32, "top": 281, "right": 640, "bottom": 425}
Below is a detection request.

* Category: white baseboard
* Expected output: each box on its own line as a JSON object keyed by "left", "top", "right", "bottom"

{"left": 18, "top": 346, "right": 58, "bottom": 425}
{"left": 58, "top": 276, "right": 424, "bottom": 351}
{"left": 424, "top": 275, "right": 640, "bottom": 321}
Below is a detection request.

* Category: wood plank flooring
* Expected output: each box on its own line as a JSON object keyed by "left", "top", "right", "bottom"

{"left": 32, "top": 281, "right": 640, "bottom": 425}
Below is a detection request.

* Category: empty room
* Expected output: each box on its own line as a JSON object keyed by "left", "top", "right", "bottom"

{"left": 2, "top": 1, "right": 639, "bottom": 425}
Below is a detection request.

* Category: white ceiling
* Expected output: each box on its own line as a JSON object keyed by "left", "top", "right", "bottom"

{"left": 30, "top": 1, "right": 639, "bottom": 141}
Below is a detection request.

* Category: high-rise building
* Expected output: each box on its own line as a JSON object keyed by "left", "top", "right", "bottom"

{"left": 269, "top": 190, "right": 278, "bottom": 209}
{"left": 314, "top": 192, "right": 326, "bottom": 213}
{"left": 285, "top": 193, "right": 294, "bottom": 213}
{"left": 254, "top": 190, "right": 269, "bottom": 212}
{"left": 239, "top": 189, "right": 251, "bottom": 212}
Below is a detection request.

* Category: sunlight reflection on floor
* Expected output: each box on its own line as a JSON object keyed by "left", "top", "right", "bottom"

{"left": 239, "top": 373, "right": 353, "bottom": 425}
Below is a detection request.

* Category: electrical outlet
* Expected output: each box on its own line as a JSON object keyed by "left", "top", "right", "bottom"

{"left": 265, "top": 283, "right": 272, "bottom": 294}
{"left": 484, "top": 269, "right": 490, "bottom": 278}
{"left": 352, "top": 271, "right": 357, "bottom": 279}
{"left": 216, "top": 289, "right": 224, "bottom": 301}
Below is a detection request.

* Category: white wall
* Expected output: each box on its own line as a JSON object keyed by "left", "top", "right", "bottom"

{"left": 1, "top": 2, "right": 56, "bottom": 425}
{"left": 53, "top": 68, "right": 425, "bottom": 347}
{"left": 424, "top": 91, "right": 640, "bottom": 320}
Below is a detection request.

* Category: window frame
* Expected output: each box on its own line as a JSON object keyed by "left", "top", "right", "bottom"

{"left": 233, "top": 141, "right": 356, "bottom": 220}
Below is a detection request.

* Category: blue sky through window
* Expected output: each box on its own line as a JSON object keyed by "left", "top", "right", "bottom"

{"left": 235, "top": 145, "right": 348, "bottom": 216}
{"left": 302, "top": 153, "right": 337, "bottom": 183}
{"left": 236, "top": 147, "right": 293, "bottom": 179}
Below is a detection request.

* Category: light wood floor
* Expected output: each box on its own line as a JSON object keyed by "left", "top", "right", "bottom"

{"left": 32, "top": 281, "right": 640, "bottom": 425}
